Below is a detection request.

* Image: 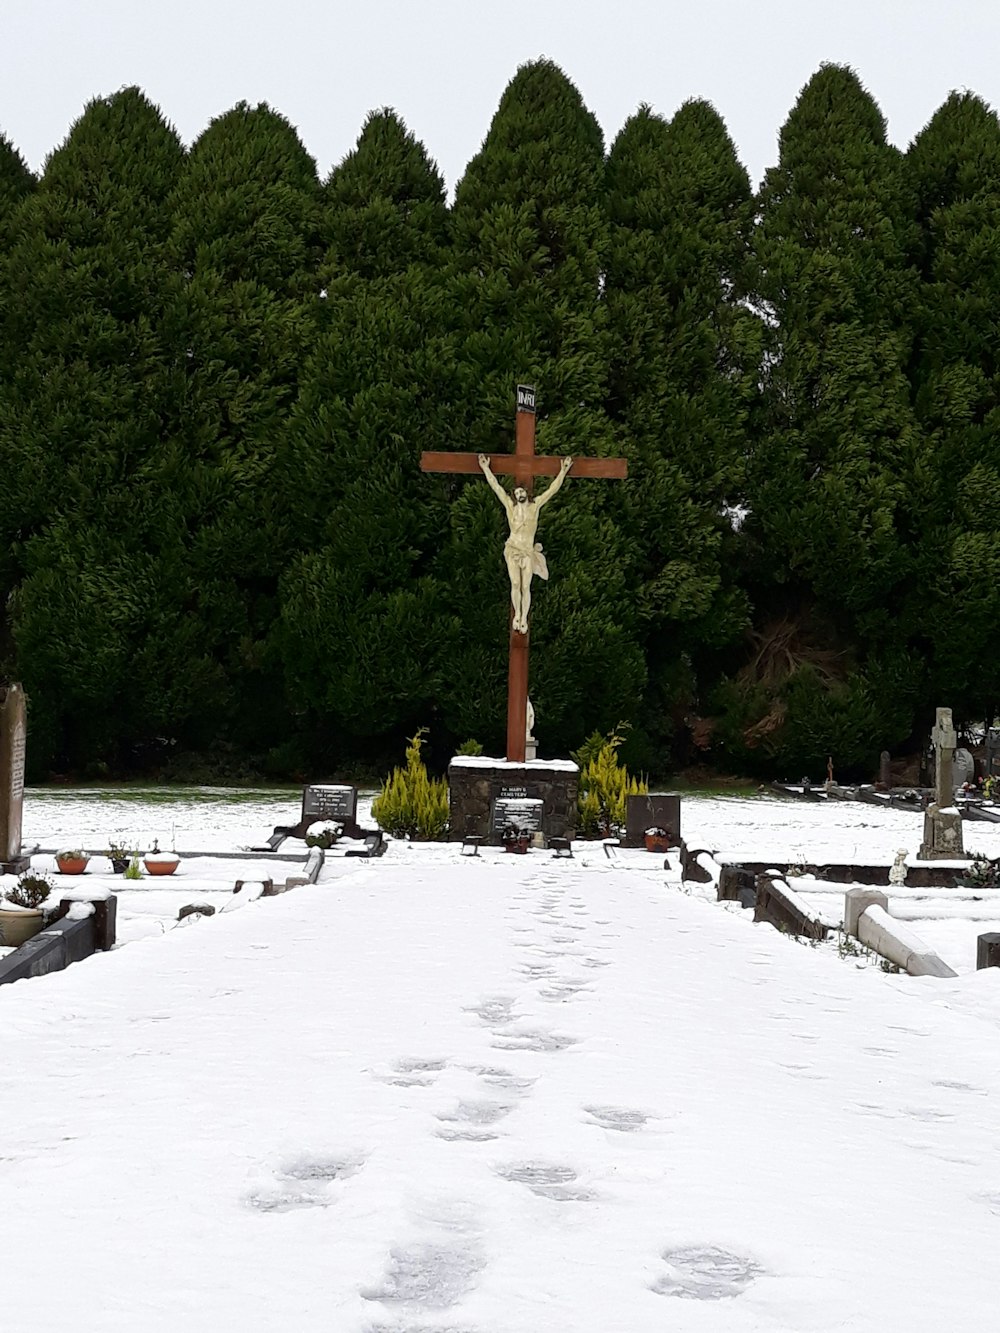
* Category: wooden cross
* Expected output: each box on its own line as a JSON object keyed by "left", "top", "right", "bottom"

{"left": 420, "top": 384, "right": 627, "bottom": 763}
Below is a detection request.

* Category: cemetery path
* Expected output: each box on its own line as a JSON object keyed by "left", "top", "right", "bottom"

{"left": 0, "top": 849, "right": 999, "bottom": 1330}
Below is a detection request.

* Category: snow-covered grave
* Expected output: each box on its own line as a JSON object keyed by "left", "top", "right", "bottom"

{"left": 1, "top": 787, "right": 1000, "bottom": 1328}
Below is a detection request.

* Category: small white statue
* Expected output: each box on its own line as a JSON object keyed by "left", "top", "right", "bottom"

{"left": 889, "top": 848, "right": 908, "bottom": 887}
{"left": 478, "top": 453, "right": 573, "bottom": 634}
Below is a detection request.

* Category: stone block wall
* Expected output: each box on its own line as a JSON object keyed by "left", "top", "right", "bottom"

{"left": 448, "top": 760, "right": 579, "bottom": 845}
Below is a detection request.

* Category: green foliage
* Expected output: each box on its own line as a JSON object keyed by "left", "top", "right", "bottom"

{"left": 572, "top": 727, "right": 647, "bottom": 836}
{"left": 455, "top": 738, "right": 484, "bottom": 756}
{"left": 6, "top": 872, "right": 52, "bottom": 910}
{"left": 304, "top": 826, "right": 340, "bottom": 849}
{"left": 124, "top": 858, "right": 143, "bottom": 880}
{"left": 4, "top": 67, "right": 1000, "bottom": 781}
{"left": 961, "top": 854, "right": 999, "bottom": 888}
{"left": 372, "top": 729, "right": 450, "bottom": 840}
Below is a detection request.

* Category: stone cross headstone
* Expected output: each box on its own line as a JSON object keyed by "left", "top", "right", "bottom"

{"left": 919, "top": 707, "right": 965, "bottom": 860}
{"left": 932, "top": 708, "right": 956, "bottom": 805}
{"left": 0, "top": 684, "right": 28, "bottom": 874}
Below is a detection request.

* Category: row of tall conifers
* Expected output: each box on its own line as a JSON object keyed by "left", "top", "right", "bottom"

{"left": 0, "top": 60, "right": 996, "bottom": 781}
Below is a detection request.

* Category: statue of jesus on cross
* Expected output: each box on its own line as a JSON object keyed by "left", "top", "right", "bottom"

{"left": 478, "top": 452, "right": 573, "bottom": 634}
{"left": 420, "top": 384, "right": 626, "bottom": 762}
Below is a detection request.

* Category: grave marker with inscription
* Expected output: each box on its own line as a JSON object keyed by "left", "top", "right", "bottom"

{"left": 492, "top": 795, "right": 544, "bottom": 840}
{"left": 301, "top": 784, "right": 358, "bottom": 826}
{"left": 918, "top": 707, "right": 966, "bottom": 860}
{"left": 0, "top": 684, "right": 28, "bottom": 874}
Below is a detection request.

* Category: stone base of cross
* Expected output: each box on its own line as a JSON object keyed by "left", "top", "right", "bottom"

{"left": 421, "top": 385, "right": 627, "bottom": 761}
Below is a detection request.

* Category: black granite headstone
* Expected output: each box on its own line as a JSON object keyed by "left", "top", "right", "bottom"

{"left": 623, "top": 793, "right": 681, "bottom": 848}
{"left": 301, "top": 784, "right": 358, "bottom": 827}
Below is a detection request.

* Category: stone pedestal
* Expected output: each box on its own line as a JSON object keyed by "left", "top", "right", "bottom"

{"left": 0, "top": 684, "right": 28, "bottom": 875}
{"left": 448, "top": 757, "right": 579, "bottom": 846}
{"left": 918, "top": 803, "right": 965, "bottom": 860}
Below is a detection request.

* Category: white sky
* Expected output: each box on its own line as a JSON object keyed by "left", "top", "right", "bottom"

{"left": 3, "top": 0, "right": 998, "bottom": 190}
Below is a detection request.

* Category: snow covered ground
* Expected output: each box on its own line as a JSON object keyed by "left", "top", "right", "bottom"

{"left": 1, "top": 787, "right": 1000, "bottom": 1329}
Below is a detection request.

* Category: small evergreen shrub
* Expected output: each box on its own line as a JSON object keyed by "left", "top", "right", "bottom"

{"left": 572, "top": 726, "right": 647, "bottom": 837}
{"left": 455, "top": 738, "right": 483, "bottom": 757}
{"left": 372, "top": 729, "right": 450, "bottom": 840}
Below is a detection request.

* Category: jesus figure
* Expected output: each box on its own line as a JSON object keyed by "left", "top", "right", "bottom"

{"left": 478, "top": 453, "right": 573, "bottom": 634}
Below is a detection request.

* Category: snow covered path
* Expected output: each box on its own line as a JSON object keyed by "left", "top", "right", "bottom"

{"left": 2, "top": 848, "right": 1000, "bottom": 1331}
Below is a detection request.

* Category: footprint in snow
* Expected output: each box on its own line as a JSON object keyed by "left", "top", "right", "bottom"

{"left": 437, "top": 1099, "right": 512, "bottom": 1127}
{"left": 583, "top": 1105, "right": 649, "bottom": 1133}
{"left": 491, "top": 1029, "right": 578, "bottom": 1053}
{"left": 494, "top": 1161, "right": 598, "bottom": 1202}
{"left": 373, "top": 1057, "right": 448, "bottom": 1087}
{"left": 245, "top": 1153, "right": 364, "bottom": 1213}
{"left": 651, "top": 1245, "right": 761, "bottom": 1300}
{"left": 463, "top": 996, "right": 517, "bottom": 1025}
{"left": 361, "top": 1242, "right": 486, "bottom": 1311}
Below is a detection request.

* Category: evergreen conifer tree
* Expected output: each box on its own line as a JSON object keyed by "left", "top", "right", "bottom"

{"left": 605, "top": 101, "right": 755, "bottom": 758}
{"left": 440, "top": 60, "right": 644, "bottom": 754}
{"left": 729, "top": 65, "right": 922, "bottom": 774}
{"left": 162, "top": 103, "right": 323, "bottom": 765}
{"left": 276, "top": 111, "right": 452, "bottom": 768}
{"left": 906, "top": 93, "right": 1000, "bottom": 721}
{"left": 0, "top": 134, "right": 33, "bottom": 219}
{"left": 0, "top": 90, "right": 186, "bottom": 768}
{"left": 323, "top": 108, "right": 449, "bottom": 278}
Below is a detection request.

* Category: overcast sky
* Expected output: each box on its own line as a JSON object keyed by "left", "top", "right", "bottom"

{"left": 3, "top": 1, "right": 998, "bottom": 190}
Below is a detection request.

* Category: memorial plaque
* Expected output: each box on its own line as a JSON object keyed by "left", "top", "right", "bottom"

{"left": 492, "top": 796, "right": 544, "bottom": 839}
{"left": 301, "top": 784, "right": 357, "bottom": 826}
{"left": 623, "top": 793, "right": 681, "bottom": 849}
{"left": 0, "top": 684, "right": 28, "bottom": 872}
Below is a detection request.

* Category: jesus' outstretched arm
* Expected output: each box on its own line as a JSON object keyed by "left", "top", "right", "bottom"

{"left": 478, "top": 454, "right": 513, "bottom": 513}
{"left": 533, "top": 456, "right": 573, "bottom": 509}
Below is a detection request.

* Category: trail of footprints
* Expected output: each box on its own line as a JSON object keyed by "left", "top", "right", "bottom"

{"left": 247, "top": 872, "right": 768, "bottom": 1320}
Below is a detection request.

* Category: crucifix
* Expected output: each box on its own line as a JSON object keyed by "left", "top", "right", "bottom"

{"left": 420, "top": 384, "right": 627, "bottom": 763}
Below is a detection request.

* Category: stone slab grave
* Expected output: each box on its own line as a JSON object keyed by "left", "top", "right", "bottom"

{"left": 255, "top": 783, "right": 362, "bottom": 850}
{"left": 448, "top": 757, "right": 578, "bottom": 846}
{"left": 0, "top": 683, "right": 28, "bottom": 874}
{"left": 622, "top": 792, "right": 681, "bottom": 849}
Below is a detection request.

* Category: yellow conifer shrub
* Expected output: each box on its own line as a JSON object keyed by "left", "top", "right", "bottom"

{"left": 372, "top": 729, "right": 450, "bottom": 841}
{"left": 573, "top": 727, "right": 647, "bottom": 837}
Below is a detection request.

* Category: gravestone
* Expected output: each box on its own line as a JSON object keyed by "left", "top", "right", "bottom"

{"left": 918, "top": 708, "right": 965, "bottom": 860}
{"left": 953, "top": 747, "right": 975, "bottom": 789}
{"left": 0, "top": 684, "right": 28, "bottom": 874}
{"left": 301, "top": 783, "right": 358, "bottom": 829}
{"left": 623, "top": 793, "right": 682, "bottom": 849}
{"left": 977, "top": 932, "right": 1000, "bottom": 970}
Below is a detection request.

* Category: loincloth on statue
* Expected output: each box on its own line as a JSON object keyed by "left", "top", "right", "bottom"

{"left": 505, "top": 539, "right": 549, "bottom": 580}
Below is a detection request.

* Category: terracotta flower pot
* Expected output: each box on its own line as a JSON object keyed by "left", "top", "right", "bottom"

{"left": 644, "top": 834, "right": 671, "bottom": 854}
{"left": 55, "top": 854, "right": 89, "bottom": 875}
{"left": 143, "top": 854, "right": 179, "bottom": 876}
{"left": 503, "top": 836, "right": 530, "bottom": 855}
{"left": 0, "top": 907, "right": 45, "bottom": 947}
